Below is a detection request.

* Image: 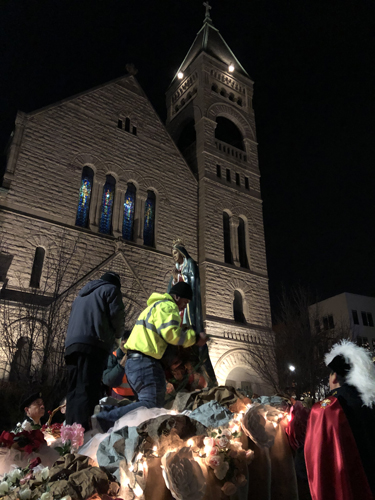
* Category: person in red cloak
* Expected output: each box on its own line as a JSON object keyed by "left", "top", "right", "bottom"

{"left": 304, "top": 340, "right": 375, "bottom": 500}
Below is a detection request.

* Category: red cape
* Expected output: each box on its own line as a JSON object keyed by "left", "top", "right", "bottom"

{"left": 304, "top": 396, "right": 373, "bottom": 500}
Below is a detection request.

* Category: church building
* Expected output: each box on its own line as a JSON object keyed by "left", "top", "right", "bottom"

{"left": 0, "top": 6, "right": 271, "bottom": 393}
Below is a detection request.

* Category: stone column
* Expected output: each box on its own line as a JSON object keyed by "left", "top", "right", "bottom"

{"left": 112, "top": 188, "right": 123, "bottom": 237}
{"left": 93, "top": 179, "right": 105, "bottom": 230}
{"left": 231, "top": 216, "right": 240, "bottom": 266}
{"left": 89, "top": 179, "right": 100, "bottom": 229}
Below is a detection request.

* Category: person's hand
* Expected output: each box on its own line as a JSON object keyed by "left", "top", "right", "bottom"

{"left": 196, "top": 331, "right": 208, "bottom": 346}
{"left": 119, "top": 354, "right": 127, "bottom": 368}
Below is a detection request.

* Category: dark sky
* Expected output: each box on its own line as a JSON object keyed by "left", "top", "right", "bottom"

{"left": 1, "top": 0, "right": 375, "bottom": 311}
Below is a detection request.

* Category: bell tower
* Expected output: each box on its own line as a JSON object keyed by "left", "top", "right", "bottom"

{"left": 166, "top": 4, "right": 272, "bottom": 392}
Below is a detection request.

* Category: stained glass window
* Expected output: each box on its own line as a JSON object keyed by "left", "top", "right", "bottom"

{"left": 143, "top": 190, "right": 156, "bottom": 247}
{"left": 99, "top": 175, "right": 116, "bottom": 234}
{"left": 75, "top": 166, "right": 94, "bottom": 228}
{"left": 122, "top": 183, "right": 136, "bottom": 240}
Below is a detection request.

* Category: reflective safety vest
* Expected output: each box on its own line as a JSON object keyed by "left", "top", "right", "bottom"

{"left": 112, "top": 350, "right": 134, "bottom": 397}
{"left": 124, "top": 293, "right": 196, "bottom": 359}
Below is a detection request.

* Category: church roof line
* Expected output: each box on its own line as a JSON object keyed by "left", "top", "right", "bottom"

{"left": 26, "top": 74, "right": 145, "bottom": 118}
{"left": 170, "top": 11, "right": 249, "bottom": 87}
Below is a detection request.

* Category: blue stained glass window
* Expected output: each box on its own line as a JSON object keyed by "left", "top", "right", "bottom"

{"left": 143, "top": 190, "right": 156, "bottom": 247}
{"left": 99, "top": 175, "right": 116, "bottom": 234}
{"left": 75, "top": 166, "right": 94, "bottom": 228}
{"left": 122, "top": 183, "right": 136, "bottom": 240}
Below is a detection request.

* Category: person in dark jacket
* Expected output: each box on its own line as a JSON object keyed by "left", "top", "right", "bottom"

{"left": 64, "top": 271, "right": 125, "bottom": 430}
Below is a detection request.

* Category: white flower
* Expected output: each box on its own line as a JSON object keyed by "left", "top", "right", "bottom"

{"left": 19, "top": 487, "right": 32, "bottom": 500}
{"left": 41, "top": 467, "right": 49, "bottom": 481}
{"left": 0, "top": 481, "right": 9, "bottom": 494}
{"left": 215, "top": 435, "right": 230, "bottom": 448}
{"left": 7, "top": 468, "right": 22, "bottom": 483}
{"left": 21, "top": 420, "right": 33, "bottom": 432}
{"left": 214, "top": 461, "right": 229, "bottom": 480}
{"left": 40, "top": 492, "right": 52, "bottom": 500}
{"left": 59, "top": 496, "right": 72, "bottom": 500}
{"left": 161, "top": 447, "right": 206, "bottom": 500}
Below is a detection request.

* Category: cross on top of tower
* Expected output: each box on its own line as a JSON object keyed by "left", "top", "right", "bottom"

{"left": 203, "top": 1, "right": 212, "bottom": 21}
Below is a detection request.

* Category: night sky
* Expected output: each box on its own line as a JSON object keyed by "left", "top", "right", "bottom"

{"left": 1, "top": 0, "right": 374, "bottom": 313}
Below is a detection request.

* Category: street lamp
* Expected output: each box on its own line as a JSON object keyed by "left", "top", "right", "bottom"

{"left": 289, "top": 365, "right": 296, "bottom": 372}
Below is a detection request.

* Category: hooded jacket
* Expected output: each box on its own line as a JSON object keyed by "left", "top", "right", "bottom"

{"left": 65, "top": 279, "right": 125, "bottom": 354}
{"left": 124, "top": 292, "right": 196, "bottom": 359}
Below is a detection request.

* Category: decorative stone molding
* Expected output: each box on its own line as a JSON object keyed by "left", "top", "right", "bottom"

{"left": 206, "top": 103, "right": 255, "bottom": 141}
{"left": 214, "top": 348, "right": 254, "bottom": 385}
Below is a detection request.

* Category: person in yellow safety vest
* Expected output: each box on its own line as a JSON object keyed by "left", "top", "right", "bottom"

{"left": 102, "top": 332, "right": 135, "bottom": 399}
{"left": 96, "top": 281, "right": 207, "bottom": 432}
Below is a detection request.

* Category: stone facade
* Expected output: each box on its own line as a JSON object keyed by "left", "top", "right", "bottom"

{"left": 0, "top": 14, "right": 272, "bottom": 392}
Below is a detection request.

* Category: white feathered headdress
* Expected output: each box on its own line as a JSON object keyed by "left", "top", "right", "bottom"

{"left": 325, "top": 339, "right": 375, "bottom": 407}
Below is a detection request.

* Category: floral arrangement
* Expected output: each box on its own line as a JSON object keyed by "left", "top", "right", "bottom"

{"left": 41, "top": 423, "right": 63, "bottom": 441}
{"left": 0, "top": 457, "right": 51, "bottom": 499}
{"left": 54, "top": 423, "right": 84, "bottom": 456}
{"left": 0, "top": 426, "right": 46, "bottom": 455}
{"left": 202, "top": 416, "right": 254, "bottom": 496}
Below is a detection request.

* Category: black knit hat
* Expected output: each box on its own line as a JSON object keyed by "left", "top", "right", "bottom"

{"left": 169, "top": 282, "right": 192, "bottom": 300}
{"left": 19, "top": 391, "right": 43, "bottom": 412}
{"left": 327, "top": 354, "right": 351, "bottom": 378}
{"left": 100, "top": 272, "right": 121, "bottom": 289}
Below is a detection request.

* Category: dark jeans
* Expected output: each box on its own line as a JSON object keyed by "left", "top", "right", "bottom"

{"left": 65, "top": 350, "right": 107, "bottom": 431}
{"left": 96, "top": 354, "right": 166, "bottom": 432}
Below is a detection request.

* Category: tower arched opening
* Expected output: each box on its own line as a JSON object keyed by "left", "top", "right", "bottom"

{"left": 215, "top": 116, "right": 245, "bottom": 151}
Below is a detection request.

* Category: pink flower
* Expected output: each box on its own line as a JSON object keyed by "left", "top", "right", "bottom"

{"left": 215, "top": 435, "right": 230, "bottom": 448}
{"left": 61, "top": 423, "right": 84, "bottom": 448}
{"left": 203, "top": 437, "right": 215, "bottom": 448}
{"left": 236, "top": 474, "right": 247, "bottom": 487}
{"left": 221, "top": 429, "right": 232, "bottom": 438}
{"left": 206, "top": 453, "right": 223, "bottom": 469}
{"left": 221, "top": 481, "right": 237, "bottom": 496}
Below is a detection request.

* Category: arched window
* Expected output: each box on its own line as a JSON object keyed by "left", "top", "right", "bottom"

{"left": 99, "top": 175, "right": 116, "bottom": 234}
{"left": 30, "top": 247, "right": 45, "bottom": 288}
{"left": 233, "top": 290, "right": 246, "bottom": 323}
{"left": 238, "top": 218, "right": 249, "bottom": 269}
{"left": 215, "top": 116, "right": 245, "bottom": 151}
{"left": 143, "top": 190, "right": 156, "bottom": 247}
{"left": 122, "top": 183, "right": 136, "bottom": 241}
{"left": 223, "top": 212, "right": 233, "bottom": 264}
{"left": 75, "top": 166, "right": 94, "bottom": 228}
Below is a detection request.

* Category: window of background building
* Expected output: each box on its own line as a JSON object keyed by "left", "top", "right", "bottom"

{"left": 223, "top": 212, "right": 233, "bottom": 264}
{"left": 216, "top": 165, "right": 221, "bottom": 178}
{"left": 143, "top": 190, "right": 156, "bottom": 247}
{"left": 361, "top": 311, "right": 374, "bottom": 327}
{"left": 122, "top": 183, "right": 136, "bottom": 241}
{"left": 352, "top": 310, "right": 359, "bottom": 325}
{"left": 75, "top": 166, "right": 94, "bottom": 228}
{"left": 233, "top": 290, "right": 246, "bottom": 323}
{"left": 30, "top": 247, "right": 45, "bottom": 288}
{"left": 323, "top": 315, "right": 334, "bottom": 330}
{"left": 99, "top": 175, "right": 116, "bottom": 234}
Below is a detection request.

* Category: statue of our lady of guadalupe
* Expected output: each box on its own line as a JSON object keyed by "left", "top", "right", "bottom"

{"left": 167, "top": 239, "right": 217, "bottom": 387}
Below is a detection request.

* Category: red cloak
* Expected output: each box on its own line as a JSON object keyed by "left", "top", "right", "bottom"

{"left": 304, "top": 396, "right": 373, "bottom": 500}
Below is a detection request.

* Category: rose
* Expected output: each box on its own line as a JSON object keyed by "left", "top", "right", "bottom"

{"left": 161, "top": 447, "right": 206, "bottom": 500}
{"left": 213, "top": 461, "right": 229, "bottom": 480}
{"left": 20, "top": 473, "right": 33, "bottom": 485}
{"left": 29, "top": 457, "right": 41, "bottom": 469}
{"left": 203, "top": 437, "right": 215, "bottom": 448}
{"left": 221, "top": 481, "right": 237, "bottom": 496}
{"left": 40, "top": 492, "right": 53, "bottom": 500}
{"left": 236, "top": 474, "right": 247, "bottom": 487}
{"left": 0, "top": 481, "right": 9, "bottom": 495}
{"left": 21, "top": 420, "right": 33, "bottom": 432}
{"left": 215, "top": 435, "right": 230, "bottom": 448}
{"left": 206, "top": 453, "right": 223, "bottom": 469}
{"left": 19, "top": 487, "right": 32, "bottom": 500}
{"left": 35, "top": 467, "right": 49, "bottom": 482}
{"left": 0, "top": 430, "right": 14, "bottom": 448}
{"left": 221, "top": 429, "right": 232, "bottom": 438}
{"left": 204, "top": 445, "right": 219, "bottom": 457}
{"left": 7, "top": 468, "right": 22, "bottom": 483}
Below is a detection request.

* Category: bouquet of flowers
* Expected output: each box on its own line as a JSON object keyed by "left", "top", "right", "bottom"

{"left": 54, "top": 423, "right": 84, "bottom": 456}
{"left": 202, "top": 418, "right": 254, "bottom": 497}
{"left": 0, "top": 457, "right": 49, "bottom": 499}
{"left": 0, "top": 427, "right": 46, "bottom": 455}
{"left": 41, "top": 423, "right": 63, "bottom": 440}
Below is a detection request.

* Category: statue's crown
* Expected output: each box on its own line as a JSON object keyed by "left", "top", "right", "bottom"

{"left": 172, "top": 238, "right": 185, "bottom": 248}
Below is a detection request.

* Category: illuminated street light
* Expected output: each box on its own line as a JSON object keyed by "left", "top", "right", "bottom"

{"left": 177, "top": 71, "right": 184, "bottom": 79}
{"left": 289, "top": 365, "right": 296, "bottom": 372}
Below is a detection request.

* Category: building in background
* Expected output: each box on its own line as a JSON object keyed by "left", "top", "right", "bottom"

{"left": 310, "top": 292, "right": 375, "bottom": 351}
{"left": 0, "top": 7, "right": 271, "bottom": 392}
